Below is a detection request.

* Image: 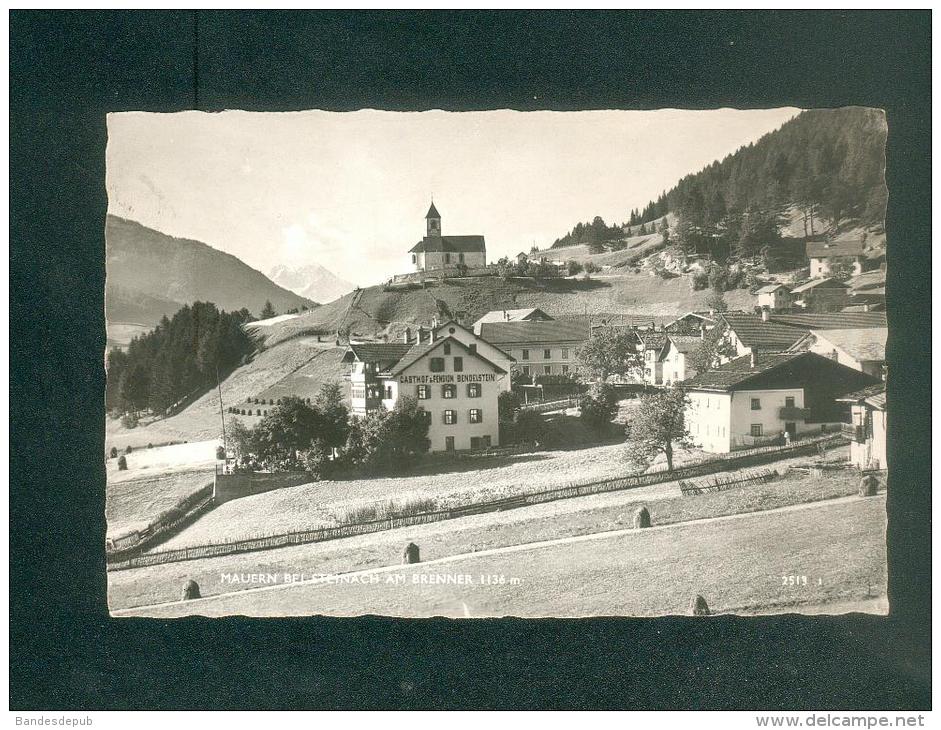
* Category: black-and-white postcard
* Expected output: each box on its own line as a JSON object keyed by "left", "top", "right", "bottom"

{"left": 103, "top": 107, "right": 890, "bottom": 619}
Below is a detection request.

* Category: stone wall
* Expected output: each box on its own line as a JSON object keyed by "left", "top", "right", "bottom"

{"left": 213, "top": 471, "right": 311, "bottom": 505}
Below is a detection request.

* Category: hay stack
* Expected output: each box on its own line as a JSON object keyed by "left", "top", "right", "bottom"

{"left": 181, "top": 580, "right": 201, "bottom": 601}
{"left": 633, "top": 506, "right": 651, "bottom": 529}
{"left": 403, "top": 542, "right": 420, "bottom": 564}
{"left": 859, "top": 474, "right": 880, "bottom": 497}
{"left": 689, "top": 594, "right": 710, "bottom": 616}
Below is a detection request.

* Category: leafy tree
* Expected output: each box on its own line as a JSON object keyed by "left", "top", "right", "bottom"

{"left": 705, "top": 287, "right": 729, "bottom": 313}
{"left": 498, "top": 390, "right": 522, "bottom": 422}
{"left": 511, "top": 409, "right": 547, "bottom": 445}
{"left": 689, "top": 325, "right": 737, "bottom": 373}
{"left": 315, "top": 381, "right": 350, "bottom": 449}
{"left": 345, "top": 397, "right": 430, "bottom": 471}
{"left": 626, "top": 388, "right": 690, "bottom": 472}
{"left": 252, "top": 396, "right": 324, "bottom": 466}
{"left": 567, "top": 260, "right": 584, "bottom": 276}
{"left": 576, "top": 326, "right": 640, "bottom": 380}
{"left": 579, "top": 382, "right": 618, "bottom": 431}
{"left": 260, "top": 300, "right": 277, "bottom": 319}
{"left": 583, "top": 261, "right": 601, "bottom": 275}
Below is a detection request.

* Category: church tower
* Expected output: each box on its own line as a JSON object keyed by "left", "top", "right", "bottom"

{"left": 425, "top": 200, "right": 441, "bottom": 237}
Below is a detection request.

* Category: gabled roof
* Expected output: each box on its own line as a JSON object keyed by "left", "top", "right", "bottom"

{"left": 478, "top": 318, "right": 590, "bottom": 345}
{"left": 836, "top": 382, "right": 886, "bottom": 410}
{"left": 636, "top": 331, "right": 668, "bottom": 351}
{"left": 425, "top": 201, "right": 441, "bottom": 219}
{"left": 664, "top": 311, "right": 718, "bottom": 330}
{"left": 767, "top": 312, "right": 887, "bottom": 330}
{"left": 755, "top": 283, "right": 790, "bottom": 294}
{"left": 683, "top": 352, "right": 807, "bottom": 391}
{"left": 659, "top": 335, "right": 702, "bottom": 361}
{"left": 473, "top": 308, "right": 553, "bottom": 329}
{"left": 720, "top": 313, "right": 807, "bottom": 351}
{"left": 803, "top": 328, "right": 887, "bottom": 363}
{"left": 433, "top": 319, "right": 516, "bottom": 362}
{"left": 389, "top": 336, "right": 507, "bottom": 376}
{"left": 806, "top": 240, "right": 866, "bottom": 258}
{"left": 790, "top": 277, "right": 849, "bottom": 294}
{"left": 343, "top": 343, "right": 415, "bottom": 369}
{"left": 409, "top": 235, "right": 486, "bottom": 254}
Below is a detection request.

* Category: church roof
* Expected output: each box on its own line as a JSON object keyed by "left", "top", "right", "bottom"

{"left": 425, "top": 201, "right": 441, "bottom": 219}
{"left": 409, "top": 235, "right": 486, "bottom": 254}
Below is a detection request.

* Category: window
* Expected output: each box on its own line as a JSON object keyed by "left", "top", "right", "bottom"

{"left": 522, "top": 365, "right": 530, "bottom": 375}
{"left": 384, "top": 386, "right": 393, "bottom": 399}
{"left": 444, "top": 343, "right": 451, "bottom": 355}
{"left": 751, "top": 398, "right": 761, "bottom": 410}
{"left": 444, "top": 253, "right": 451, "bottom": 264}
{"left": 750, "top": 424, "right": 763, "bottom": 437}
{"left": 459, "top": 253, "right": 465, "bottom": 263}
{"left": 352, "top": 386, "right": 365, "bottom": 399}
{"left": 453, "top": 356, "right": 463, "bottom": 372}
{"left": 785, "top": 396, "right": 795, "bottom": 409}
{"left": 469, "top": 343, "right": 477, "bottom": 354}
{"left": 561, "top": 365, "right": 569, "bottom": 375}
{"left": 467, "top": 383, "right": 481, "bottom": 398}
{"left": 411, "top": 254, "right": 417, "bottom": 264}
{"left": 429, "top": 357, "right": 445, "bottom": 372}
{"left": 544, "top": 365, "right": 551, "bottom": 375}
{"left": 445, "top": 436, "right": 455, "bottom": 452}
{"left": 417, "top": 385, "right": 430, "bottom": 399}
{"left": 521, "top": 349, "right": 530, "bottom": 360}
{"left": 544, "top": 349, "right": 551, "bottom": 359}
{"left": 469, "top": 409, "right": 482, "bottom": 424}
{"left": 562, "top": 348, "right": 569, "bottom": 359}
{"left": 442, "top": 384, "right": 456, "bottom": 399}
{"left": 443, "top": 410, "right": 457, "bottom": 425}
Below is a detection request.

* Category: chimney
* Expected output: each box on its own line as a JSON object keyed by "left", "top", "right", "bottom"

{"left": 750, "top": 351, "right": 757, "bottom": 369}
{"left": 761, "top": 307, "right": 770, "bottom": 322}
{"left": 402, "top": 327, "right": 412, "bottom": 344}
{"left": 700, "top": 323, "right": 706, "bottom": 341}
{"left": 416, "top": 325, "right": 427, "bottom": 343}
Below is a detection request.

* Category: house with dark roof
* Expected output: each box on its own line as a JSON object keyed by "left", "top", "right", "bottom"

{"left": 633, "top": 330, "right": 669, "bottom": 385}
{"left": 683, "top": 351, "right": 880, "bottom": 453}
{"left": 477, "top": 318, "right": 590, "bottom": 380}
{"left": 664, "top": 311, "right": 718, "bottom": 335}
{"left": 837, "top": 383, "right": 888, "bottom": 470}
{"left": 807, "top": 239, "right": 867, "bottom": 278}
{"left": 342, "top": 329, "right": 510, "bottom": 452}
{"left": 788, "top": 277, "right": 850, "bottom": 310}
{"left": 408, "top": 201, "right": 487, "bottom": 273}
{"left": 717, "top": 312, "right": 809, "bottom": 360}
{"left": 788, "top": 327, "right": 887, "bottom": 377}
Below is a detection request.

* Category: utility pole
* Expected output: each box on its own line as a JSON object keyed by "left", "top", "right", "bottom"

{"left": 216, "top": 366, "right": 227, "bottom": 470}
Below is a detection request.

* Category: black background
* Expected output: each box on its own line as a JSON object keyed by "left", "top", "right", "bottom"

{"left": 10, "top": 11, "right": 931, "bottom": 710}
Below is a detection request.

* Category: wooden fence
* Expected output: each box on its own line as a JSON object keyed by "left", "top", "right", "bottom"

{"left": 678, "top": 467, "right": 779, "bottom": 496}
{"left": 519, "top": 397, "right": 580, "bottom": 414}
{"left": 107, "top": 433, "right": 845, "bottom": 572}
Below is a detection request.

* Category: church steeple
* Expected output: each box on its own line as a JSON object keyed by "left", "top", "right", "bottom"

{"left": 425, "top": 200, "right": 441, "bottom": 237}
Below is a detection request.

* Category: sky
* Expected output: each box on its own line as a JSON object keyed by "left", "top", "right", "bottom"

{"left": 107, "top": 108, "right": 800, "bottom": 288}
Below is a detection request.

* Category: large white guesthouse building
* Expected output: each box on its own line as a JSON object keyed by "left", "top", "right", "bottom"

{"left": 342, "top": 321, "right": 512, "bottom": 452}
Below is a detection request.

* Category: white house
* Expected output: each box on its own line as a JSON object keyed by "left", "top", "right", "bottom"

{"left": 683, "top": 351, "right": 881, "bottom": 453}
{"left": 472, "top": 307, "right": 554, "bottom": 334}
{"left": 659, "top": 335, "right": 701, "bottom": 385}
{"left": 837, "top": 383, "right": 888, "bottom": 470}
{"left": 343, "top": 331, "right": 510, "bottom": 452}
{"left": 788, "top": 327, "right": 887, "bottom": 378}
{"left": 408, "top": 202, "right": 487, "bottom": 273}
{"left": 754, "top": 283, "right": 792, "bottom": 311}
{"left": 477, "top": 318, "right": 589, "bottom": 379}
{"left": 789, "top": 277, "right": 850, "bottom": 311}
{"left": 806, "top": 240, "right": 866, "bottom": 278}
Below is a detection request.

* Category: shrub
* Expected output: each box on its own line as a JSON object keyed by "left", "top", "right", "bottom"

{"left": 566, "top": 260, "right": 584, "bottom": 276}
{"left": 124, "top": 445, "right": 133, "bottom": 454}
{"left": 120, "top": 412, "right": 139, "bottom": 429}
{"left": 513, "top": 409, "right": 547, "bottom": 445}
{"left": 147, "top": 442, "right": 153, "bottom": 449}
{"left": 109, "top": 446, "right": 118, "bottom": 459}
{"left": 633, "top": 506, "right": 651, "bottom": 528}
{"left": 498, "top": 390, "right": 522, "bottom": 421}
{"left": 299, "top": 442, "right": 332, "bottom": 480}
{"left": 215, "top": 445, "right": 226, "bottom": 460}
{"left": 117, "top": 455, "right": 128, "bottom": 471}
{"left": 690, "top": 271, "right": 709, "bottom": 290}
{"left": 584, "top": 261, "right": 601, "bottom": 274}
{"left": 579, "top": 382, "right": 618, "bottom": 431}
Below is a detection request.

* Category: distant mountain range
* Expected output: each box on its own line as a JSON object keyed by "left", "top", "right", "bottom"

{"left": 268, "top": 263, "right": 355, "bottom": 305}
{"left": 105, "top": 215, "right": 317, "bottom": 332}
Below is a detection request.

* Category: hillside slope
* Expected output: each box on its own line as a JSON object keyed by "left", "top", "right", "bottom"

{"left": 105, "top": 215, "right": 316, "bottom": 327}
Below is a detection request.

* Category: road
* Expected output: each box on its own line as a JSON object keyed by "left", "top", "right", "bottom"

{"left": 114, "top": 495, "right": 886, "bottom": 619}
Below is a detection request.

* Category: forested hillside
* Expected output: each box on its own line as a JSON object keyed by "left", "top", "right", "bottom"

{"left": 552, "top": 107, "right": 888, "bottom": 261}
